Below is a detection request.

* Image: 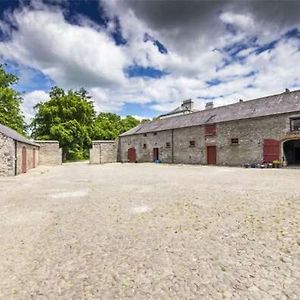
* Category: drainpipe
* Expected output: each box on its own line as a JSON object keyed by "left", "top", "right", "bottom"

{"left": 14, "top": 140, "right": 17, "bottom": 176}
{"left": 171, "top": 129, "right": 174, "bottom": 163}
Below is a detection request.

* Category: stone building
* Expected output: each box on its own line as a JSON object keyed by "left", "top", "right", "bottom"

{"left": 0, "top": 123, "right": 62, "bottom": 176}
{"left": 0, "top": 123, "right": 40, "bottom": 176}
{"left": 118, "top": 89, "right": 300, "bottom": 166}
{"left": 90, "top": 140, "right": 117, "bottom": 164}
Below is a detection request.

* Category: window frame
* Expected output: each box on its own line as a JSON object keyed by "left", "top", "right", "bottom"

{"left": 290, "top": 117, "right": 300, "bottom": 132}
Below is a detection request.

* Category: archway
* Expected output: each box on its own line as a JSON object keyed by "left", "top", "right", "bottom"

{"left": 283, "top": 140, "right": 300, "bottom": 165}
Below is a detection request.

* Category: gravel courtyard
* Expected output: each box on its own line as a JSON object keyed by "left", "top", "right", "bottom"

{"left": 0, "top": 163, "right": 299, "bottom": 299}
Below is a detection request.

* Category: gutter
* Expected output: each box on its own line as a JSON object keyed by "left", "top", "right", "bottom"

{"left": 14, "top": 140, "right": 17, "bottom": 176}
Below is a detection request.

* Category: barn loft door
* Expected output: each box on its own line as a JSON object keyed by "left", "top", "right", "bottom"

{"left": 263, "top": 139, "right": 280, "bottom": 163}
{"left": 22, "top": 146, "right": 27, "bottom": 173}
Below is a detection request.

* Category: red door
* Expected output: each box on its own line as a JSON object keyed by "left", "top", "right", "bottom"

{"left": 263, "top": 139, "right": 280, "bottom": 163}
{"left": 128, "top": 147, "right": 136, "bottom": 162}
{"left": 33, "top": 148, "right": 36, "bottom": 168}
{"left": 22, "top": 146, "right": 27, "bottom": 173}
{"left": 207, "top": 146, "right": 217, "bottom": 165}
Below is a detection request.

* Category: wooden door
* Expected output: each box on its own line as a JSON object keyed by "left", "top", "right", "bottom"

{"left": 33, "top": 148, "right": 36, "bottom": 168}
{"left": 22, "top": 146, "right": 27, "bottom": 173}
{"left": 153, "top": 148, "right": 159, "bottom": 161}
{"left": 207, "top": 146, "right": 216, "bottom": 165}
{"left": 263, "top": 139, "right": 280, "bottom": 163}
{"left": 128, "top": 147, "right": 136, "bottom": 162}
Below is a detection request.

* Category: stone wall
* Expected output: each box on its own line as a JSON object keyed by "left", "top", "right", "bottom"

{"left": 35, "top": 141, "right": 62, "bottom": 165}
{"left": 118, "top": 112, "right": 300, "bottom": 166}
{"left": 16, "top": 142, "right": 39, "bottom": 175}
{"left": 90, "top": 141, "right": 117, "bottom": 164}
{"left": 0, "top": 133, "right": 15, "bottom": 176}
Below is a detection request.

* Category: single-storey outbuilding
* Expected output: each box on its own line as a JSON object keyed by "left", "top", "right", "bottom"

{"left": 0, "top": 123, "right": 40, "bottom": 176}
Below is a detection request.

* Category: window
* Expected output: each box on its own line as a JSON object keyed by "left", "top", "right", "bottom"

{"left": 153, "top": 132, "right": 157, "bottom": 136}
{"left": 231, "top": 138, "right": 239, "bottom": 145}
{"left": 205, "top": 124, "right": 216, "bottom": 136}
{"left": 143, "top": 144, "right": 147, "bottom": 149}
{"left": 143, "top": 133, "right": 147, "bottom": 137}
{"left": 166, "top": 142, "right": 171, "bottom": 148}
{"left": 189, "top": 140, "right": 195, "bottom": 147}
{"left": 290, "top": 118, "right": 300, "bottom": 131}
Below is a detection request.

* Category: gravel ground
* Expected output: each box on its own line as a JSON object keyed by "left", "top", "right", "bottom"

{"left": 0, "top": 162, "right": 299, "bottom": 299}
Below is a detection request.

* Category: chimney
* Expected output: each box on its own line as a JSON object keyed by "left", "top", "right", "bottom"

{"left": 285, "top": 88, "right": 290, "bottom": 93}
{"left": 181, "top": 99, "right": 193, "bottom": 111}
{"left": 205, "top": 101, "right": 214, "bottom": 110}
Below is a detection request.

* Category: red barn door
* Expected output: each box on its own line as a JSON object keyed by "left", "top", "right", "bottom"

{"left": 128, "top": 147, "right": 136, "bottom": 163}
{"left": 263, "top": 139, "right": 280, "bottom": 163}
{"left": 22, "top": 146, "right": 27, "bottom": 173}
{"left": 207, "top": 146, "right": 217, "bottom": 165}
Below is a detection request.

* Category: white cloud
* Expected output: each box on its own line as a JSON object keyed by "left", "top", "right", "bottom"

{"left": 0, "top": 5, "right": 128, "bottom": 89}
{"left": 22, "top": 90, "right": 49, "bottom": 122}
{"left": 0, "top": 1, "right": 300, "bottom": 119}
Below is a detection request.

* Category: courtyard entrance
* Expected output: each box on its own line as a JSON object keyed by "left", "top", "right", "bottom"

{"left": 283, "top": 140, "right": 300, "bottom": 165}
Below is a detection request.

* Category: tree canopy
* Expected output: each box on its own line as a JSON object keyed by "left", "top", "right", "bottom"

{"left": 31, "top": 87, "right": 96, "bottom": 161}
{"left": 31, "top": 86, "right": 142, "bottom": 161}
{"left": 0, "top": 65, "right": 26, "bottom": 134}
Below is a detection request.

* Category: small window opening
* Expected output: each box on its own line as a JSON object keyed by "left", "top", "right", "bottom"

{"left": 231, "top": 138, "right": 239, "bottom": 145}
{"left": 166, "top": 142, "right": 171, "bottom": 148}
{"left": 153, "top": 132, "right": 157, "bottom": 136}
{"left": 290, "top": 118, "right": 300, "bottom": 131}
{"left": 189, "top": 140, "right": 196, "bottom": 147}
{"left": 143, "top": 133, "right": 147, "bottom": 137}
{"left": 143, "top": 144, "right": 147, "bottom": 149}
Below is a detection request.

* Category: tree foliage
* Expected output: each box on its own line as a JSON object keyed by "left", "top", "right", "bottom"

{"left": 93, "top": 113, "right": 140, "bottom": 140}
{"left": 31, "top": 86, "right": 142, "bottom": 161}
{"left": 0, "top": 65, "right": 26, "bottom": 134}
{"left": 31, "top": 86, "right": 96, "bottom": 161}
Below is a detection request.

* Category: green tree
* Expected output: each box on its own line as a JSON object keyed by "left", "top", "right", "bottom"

{"left": 0, "top": 64, "right": 26, "bottom": 134}
{"left": 93, "top": 113, "right": 140, "bottom": 140}
{"left": 31, "top": 86, "right": 96, "bottom": 161}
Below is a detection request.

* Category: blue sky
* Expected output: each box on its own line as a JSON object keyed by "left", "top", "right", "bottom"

{"left": 0, "top": 0, "right": 300, "bottom": 122}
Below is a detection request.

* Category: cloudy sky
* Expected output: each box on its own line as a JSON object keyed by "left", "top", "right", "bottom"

{"left": 0, "top": 0, "right": 300, "bottom": 121}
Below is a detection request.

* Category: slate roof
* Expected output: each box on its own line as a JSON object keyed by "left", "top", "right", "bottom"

{"left": 0, "top": 123, "right": 39, "bottom": 147}
{"left": 120, "top": 89, "right": 300, "bottom": 136}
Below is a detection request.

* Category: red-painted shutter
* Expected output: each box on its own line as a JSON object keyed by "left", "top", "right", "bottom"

{"left": 263, "top": 139, "right": 280, "bottom": 163}
{"left": 205, "top": 124, "right": 216, "bottom": 136}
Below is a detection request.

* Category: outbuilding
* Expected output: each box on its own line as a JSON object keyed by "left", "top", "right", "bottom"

{"left": 118, "top": 89, "right": 300, "bottom": 166}
{"left": 0, "top": 123, "right": 40, "bottom": 176}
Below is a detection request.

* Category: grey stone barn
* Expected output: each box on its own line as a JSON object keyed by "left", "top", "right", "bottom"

{"left": 0, "top": 123, "right": 40, "bottom": 176}
{"left": 118, "top": 89, "right": 300, "bottom": 166}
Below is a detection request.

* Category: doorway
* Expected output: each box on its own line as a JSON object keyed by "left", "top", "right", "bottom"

{"left": 207, "top": 145, "right": 216, "bottom": 165}
{"left": 33, "top": 148, "right": 36, "bottom": 168}
{"left": 283, "top": 140, "right": 300, "bottom": 165}
{"left": 22, "top": 146, "right": 27, "bottom": 173}
{"left": 153, "top": 148, "right": 159, "bottom": 161}
{"left": 128, "top": 147, "right": 136, "bottom": 163}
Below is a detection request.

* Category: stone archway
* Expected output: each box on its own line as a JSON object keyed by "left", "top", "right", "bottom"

{"left": 283, "top": 139, "right": 300, "bottom": 165}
